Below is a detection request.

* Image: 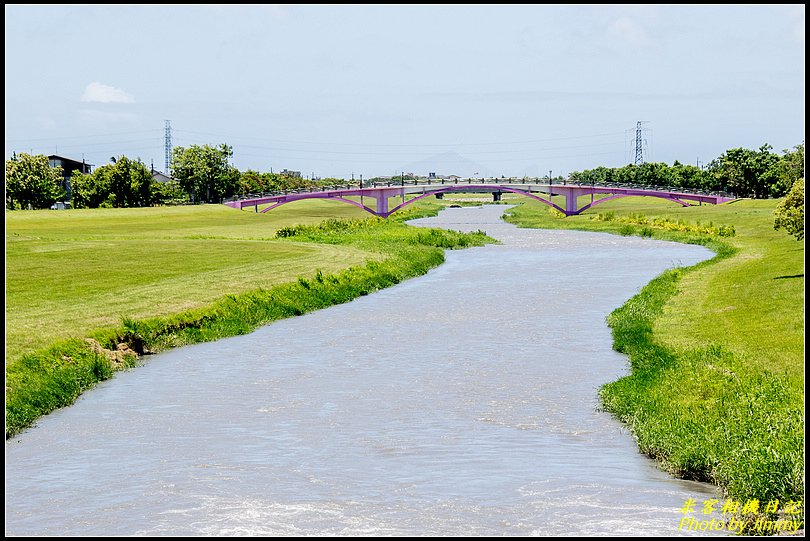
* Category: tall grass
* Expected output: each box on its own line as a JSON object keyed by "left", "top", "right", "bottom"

{"left": 600, "top": 267, "right": 803, "bottom": 503}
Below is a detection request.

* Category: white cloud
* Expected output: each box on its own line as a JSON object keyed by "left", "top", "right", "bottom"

{"left": 80, "top": 82, "right": 135, "bottom": 103}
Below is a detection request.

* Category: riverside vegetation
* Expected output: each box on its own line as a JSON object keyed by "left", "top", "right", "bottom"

{"left": 504, "top": 196, "right": 804, "bottom": 522}
{"left": 5, "top": 200, "right": 490, "bottom": 438}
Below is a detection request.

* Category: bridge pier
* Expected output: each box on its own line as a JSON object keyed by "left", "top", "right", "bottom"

{"left": 553, "top": 186, "right": 593, "bottom": 215}
{"left": 368, "top": 187, "right": 403, "bottom": 217}
{"left": 223, "top": 183, "right": 735, "bottom": 218}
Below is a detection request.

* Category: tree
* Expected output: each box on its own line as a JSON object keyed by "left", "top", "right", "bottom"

{"left": 773, "top": 178, "right": 804, "bottom": 240}
{"left": 708, "top": 145, "right": 780, "bottom": 198}
{"left": 82, "top": 156, "right": 154, "bottom": 208}
{"left": 772, "top": 143, "right": 804, "bottom": 197}
{"left": 170, "top": 144, "right": 239, "bottom": 203}
{"left": 107, "top": 156, "right": 153, "bottom": 207}
{"left": 5, "top": 153, "right": 65, "bottom": 209}
{"left": 70, "top": 169, "right": 111, "bottom": 209}
{"left": 238, "top": 169, "right": 270, "bottom": 196}
{"left": 150, "top": 179, "right": 187, "bottom": 206}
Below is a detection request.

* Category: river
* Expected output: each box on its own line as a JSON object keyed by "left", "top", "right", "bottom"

{"left": 5, "top": 205, "right": 723, "bottom": 536}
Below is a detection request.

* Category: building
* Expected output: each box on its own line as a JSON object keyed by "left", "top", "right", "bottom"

{"left": 151, "top": 170, "right": 173, "bottom": 183}
{"left": 280, "top": 169, "right": 302, "bottom": 178}
{"left": 48, "top": 155, "right": 92, "bottom": 200}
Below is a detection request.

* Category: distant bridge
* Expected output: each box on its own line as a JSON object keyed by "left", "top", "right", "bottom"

{"left": 223, "top": 179, "right": 735, "bottom": 218}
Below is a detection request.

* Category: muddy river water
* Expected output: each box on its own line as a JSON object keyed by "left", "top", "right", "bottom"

{"left": 5, "top": 205, "right": 722, "bottom": 535}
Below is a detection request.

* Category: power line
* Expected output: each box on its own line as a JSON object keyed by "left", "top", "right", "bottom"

{"left": 172, "top": 128, "right": 626, "bottom": 148}
{"left": 13, "top": 138, "right": 159, "bottom": 151}
{"left": 233, "top": 149, "right": 625, "bottom": 164}
{"left": 221, "top": 139, "right": 626, "bottom": 157}
{"left": 5, "top": 129, "right": 162, "bottom": 143}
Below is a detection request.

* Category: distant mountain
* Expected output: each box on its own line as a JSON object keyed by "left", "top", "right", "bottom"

{"left": 391, "top": 151, "right": 498, "bottom": 178}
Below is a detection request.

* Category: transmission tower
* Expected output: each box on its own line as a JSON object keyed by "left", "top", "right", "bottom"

{"left": 633, "top": 121, "right": 650, "bottom": 165}
{"left": 164, "top": 120, "right": 173, "bottom": 173}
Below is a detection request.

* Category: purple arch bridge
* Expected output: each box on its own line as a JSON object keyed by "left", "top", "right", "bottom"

{"left": 223, "top": 180, "right": 735, "bottom": 218}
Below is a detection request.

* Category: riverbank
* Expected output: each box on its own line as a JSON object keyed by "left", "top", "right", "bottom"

{"left": 5, "top": 202, "right": 491, "bottom": 438}
{"left": 503, "top": 197, "right": 804, "bottom": 511}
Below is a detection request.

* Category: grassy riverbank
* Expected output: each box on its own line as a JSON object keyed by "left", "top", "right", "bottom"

{"left": 504, "top": 197, "right": 804, "bottom": 508}
{"left": 6, "top": 200, "right": 490, "bottom": 438}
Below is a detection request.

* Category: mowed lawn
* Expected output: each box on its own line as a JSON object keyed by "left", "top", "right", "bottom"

{"left": 506, "top": 196, "right": 804, "bottom": 381}
{"left": 5, "top": 200, "right": 372, "bottom": 363}
{"left": 646, "top": 200, "right": 804, "bottom": 380}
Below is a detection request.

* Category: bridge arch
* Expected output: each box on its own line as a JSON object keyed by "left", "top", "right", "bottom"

{"left": 224, "top": 183, "right": 734, "bottom": 217}
{"left": 259, "top": 196, "right": 377, "bottom": 215}
{"left": 574, "top": 192, "right": 693, "bottom": 215}
{"left": 382, "top": 185, "right": 566, "bottom": 217}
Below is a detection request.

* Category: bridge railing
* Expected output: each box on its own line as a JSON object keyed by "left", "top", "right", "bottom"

{"left": 222, "top": 178, "right": 734, "bottom": 204}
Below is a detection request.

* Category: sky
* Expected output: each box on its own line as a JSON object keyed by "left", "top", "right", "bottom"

{"left": 4, "top": 4, "right": 805, "bottom": 179}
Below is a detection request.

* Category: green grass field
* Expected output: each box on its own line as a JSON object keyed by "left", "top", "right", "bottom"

{"left": 5, "top": 198, "right": 491, "bottom": 437}
{"left": 5, "top": 201, "right": 372, "bottom": 363}
{"left": 505, "top": 196, "right": 804, "bottom": 380}
{"left": 504, "top": 196, "right": 804, "bottom": 508}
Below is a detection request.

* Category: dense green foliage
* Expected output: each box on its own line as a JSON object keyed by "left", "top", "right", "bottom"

{"left": 237, "top": 169, "right": 340, "bottom": 196}
{"left": 773, "top": 178, "right": 805, "bottom": 240}
{"left": 71, "top": 155, "right": 155, "bottom": 208}
{"left": 150, "top": 179, "right": 188, "bottom": 206}
{"left": 5, "top": 153, "right": 65, "bottom": 209}
{"left": 170, "top": 143, "right": 240, "bottom": 203}
{"left": 569, "top": 143, "right": 804, "bottom": 198}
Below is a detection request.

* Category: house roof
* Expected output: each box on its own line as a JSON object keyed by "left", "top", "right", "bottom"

{"left": 151, "top": 170, "right": 173, "bottom": 182}
{"left": 48, "top": 155, "right": 94, "bottom": 167}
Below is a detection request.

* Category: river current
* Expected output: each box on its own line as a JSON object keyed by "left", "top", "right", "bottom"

{"left": 5, "top": 205, "right": 722, "bottom": 536}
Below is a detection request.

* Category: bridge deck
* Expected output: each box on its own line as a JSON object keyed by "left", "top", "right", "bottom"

{"left": 223, "top": 182, "right": 735, "bottom": 218}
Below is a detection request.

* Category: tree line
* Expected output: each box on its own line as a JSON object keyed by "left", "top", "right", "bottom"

{"left": 5, "top": 142, "right": 804, "bottom": 239}
{"left": 4, "top": 144, "right": 338, "bottom": 210}
{"left": 569, "top": 143, "right": 803, "bottom": 199}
